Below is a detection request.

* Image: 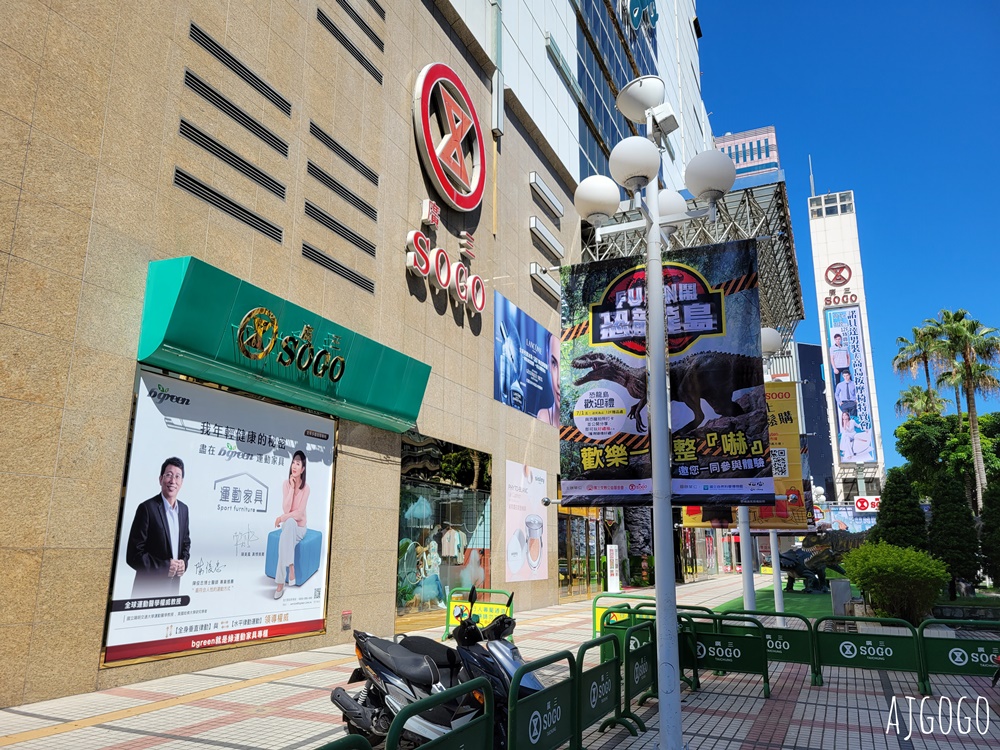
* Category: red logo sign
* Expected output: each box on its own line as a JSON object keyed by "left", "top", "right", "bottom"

{"left": 825, "top": 263, "right": 852, "bottom": 287}
{"left": 854, "top": 495, "right": 880, "bottom": 513}
{"left": 412, "top": 63, "right": 486, "bottom": 212}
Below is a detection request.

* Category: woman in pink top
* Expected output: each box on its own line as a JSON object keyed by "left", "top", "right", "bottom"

{"left": 274, "top": 450, "right": 310, "bottom": 599}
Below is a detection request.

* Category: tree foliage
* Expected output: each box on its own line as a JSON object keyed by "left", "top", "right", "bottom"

{"left": 869, "top": 466, "right": 927, "bottom": 550}
{"left": 981, "top": 483, "right": 1000, "bottom": 585}
{"left": 843, "top": 542, "right": 949, "bottom": 624}
{"left": 927, "top": 477, "right": 980, "bottom": 597}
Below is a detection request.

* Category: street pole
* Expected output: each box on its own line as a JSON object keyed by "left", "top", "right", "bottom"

{"left": 738, "top": 506, "right": 755, "bottom": 609}
{"left": 770, "top": 528, "right": 784, "bottom": 626}
{"left": 644, "top": 175, "right": 684, "bottom": 750}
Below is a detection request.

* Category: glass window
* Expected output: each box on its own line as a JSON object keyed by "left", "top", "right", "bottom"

{"left": 810, "top": 208, "right": 823, "bottom": 218}
{"left": 840, "top": 203, "right": 854, "bottom": 214}
{"left": 839, "top": 192, "right": 852, "bottom": 201}
{"left": 824, "top": 194, "right": 837, "bottom": 204}
{"left": 809, "top": 197, "right": 822, "bottom": 208}
{"left": 765, "top": 138, "right": 770, "bottom": 157}
{"left": 825, "top": 205, "right": 838, "bottom": 216}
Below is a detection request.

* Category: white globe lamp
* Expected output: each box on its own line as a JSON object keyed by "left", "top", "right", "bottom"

{"left": 658, "top": 189, "right": 689, "bottom": 227}
{"left": 574, "top": 175, "right": 621, "bottom": 227}
{"left": 609, "top": 136, "right": 661, "bottom": 193}
{"left": 761, "top": 327, "right": 783, "bottom": 357}
{"left": 684, "top": 148, "right": 736, "bottom": 204}
{"left": 615, "top": 76, "right": 666, "bottom": 124}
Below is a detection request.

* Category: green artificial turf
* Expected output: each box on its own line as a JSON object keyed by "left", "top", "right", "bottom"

{"left": 716, "top": 584, "right": 861, "bottom": 621}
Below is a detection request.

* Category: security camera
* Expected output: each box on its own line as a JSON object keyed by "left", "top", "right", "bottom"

{"left": 650, "top": 102, "right": 679, "bottom": 135}
{"left": 542, "top": 497, "right": 554, "bottom": 507}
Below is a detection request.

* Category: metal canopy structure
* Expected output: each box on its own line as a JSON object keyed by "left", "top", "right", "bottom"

{"left": 582, "top": 176, "right": 806, "bottom": 345}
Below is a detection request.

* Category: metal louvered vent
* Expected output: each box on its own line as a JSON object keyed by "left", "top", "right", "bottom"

{"left": 309, "top": 122, "right": 379, "bottom": 186}
{"left": 307, "top": 162, "right": 376, "bottom": 221}
{"left": 302, "top": 242, "right": 374, "bottom": 293}
{"left": 184, "top": 70, "right": 288, "bottom": 156}
{"left": 180, "top": 120, "right": 286, "bottom": 199}
{"left": 334, "top": 0, "right": 384, "bottom": 52}
{"left": 189, "top": 23, "right": 292, "bottom": 115}
{"left": 304, "top": 201, "right": 375, "bottom": 257}
{"left": 316, "top": 9, "right": 383, "bottom": 84}
{"left": 174, "top": 168, "right": 283, "bottom": 243}
{"left": 367, "top": 0, "right": 385, "bottom": 20}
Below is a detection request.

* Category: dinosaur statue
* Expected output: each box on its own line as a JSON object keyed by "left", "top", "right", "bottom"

{"left": 572, "top": 352, "right": 648, "bottom": 432}
{"left": 780, "top": 529, "right": 869, "bottom": 594}
{"left": 669, "top": 351, "right": 764, "bottom": 433}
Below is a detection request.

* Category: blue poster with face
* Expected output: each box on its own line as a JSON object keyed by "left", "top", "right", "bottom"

{"left": 493, "top": 291, "right": 560, "bottom": 425}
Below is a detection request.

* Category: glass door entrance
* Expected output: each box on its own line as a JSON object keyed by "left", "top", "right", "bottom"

{"left": 558, "top": 511, "right": 603, "bottom": 600}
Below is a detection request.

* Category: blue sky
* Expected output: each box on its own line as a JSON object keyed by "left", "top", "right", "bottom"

{"left": 697, "top": 1, "right": 1000, "bottom": 469}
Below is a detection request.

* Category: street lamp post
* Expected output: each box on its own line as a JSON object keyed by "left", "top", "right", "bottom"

{"left": 574, "top": 77, "right": 735, "bottom": 750}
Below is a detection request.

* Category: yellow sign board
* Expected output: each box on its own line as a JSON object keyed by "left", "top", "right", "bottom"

{"left": 446, "top": 597, "right": 511, "bottom": 628}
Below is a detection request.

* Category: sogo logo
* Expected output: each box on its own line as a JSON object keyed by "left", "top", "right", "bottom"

{"left": 412, "top": 63, "right": 486, "bottom": 212}
{"left": 407, "top": 62, "right": 487, "bottom": 314}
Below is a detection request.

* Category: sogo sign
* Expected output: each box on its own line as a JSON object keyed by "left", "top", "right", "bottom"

{"left": 854, "top": 495, "right": 881, "bottom": 513}
{"left": 407, "top": 62, "right": 487, "bottom": 313}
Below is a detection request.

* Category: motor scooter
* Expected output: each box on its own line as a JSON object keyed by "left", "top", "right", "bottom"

{"left": 332, "top": 587, "right": 541, "bottom": 749}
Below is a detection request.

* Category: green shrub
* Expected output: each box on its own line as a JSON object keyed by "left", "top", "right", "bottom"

{"left": 843, "top": 542, "right": 949, "bottom": 624}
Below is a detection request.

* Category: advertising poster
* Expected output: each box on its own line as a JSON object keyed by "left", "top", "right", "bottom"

{"left": 826, "top": 305, "right": 877, "bottom": 464}
{"left": 504, "top": 460, "right": 548, "bottom": 582}
{"left": 812, "top": 501, "right": 878, "bottom": 534}
{"left": 559, "top": 257, "right": 653, "bottom": 506}
{"left": 104, "top": 373, "right": 335, "bottom": 664}
{"left": 493, "top": 291, "right": 561, "bottom": 425}
{"left": 682, "top": 382, "right": 807, "bottom": 529}
{"left": 558, "top": 241, "right": 772, "bottom": 507}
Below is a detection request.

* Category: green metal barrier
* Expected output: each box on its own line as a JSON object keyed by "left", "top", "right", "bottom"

{"left": 598, "top": 606, "right": 642, "bottom": 662}
{"left": 676, "top": 605, "right": 715, "bottom": 617}
{"left": 510, "top": 651, "right": 577, "bottom": 750}
{"left": 313, "top": 734, "right": 374, "bottom": 750}
{"left": 689, "top": 614, "right": 770, "bottom": 698}
{"left": 592, "top": 593, "right": 656, "bottom": 638}
{"left": 576, "top": 634, "right": 637, "bottom": 737}
{"left": 719, "top": 609, "right": 818, "bottom": 685}
{"left": 441, "top": 588, "right": 513, "bottom": 641}
{"left": 622, "top": 621, "right": 656, "bottom": 731}
{"left": 383, "top": 677, "right": 494, "bottom": 750}
{"left": 814, "top": 616, "right": 926, "bottom": 693}
{"left": 917, "top": 618, "right": 1000, "bottom": 695}
{"left": 676, "top": 614, "right": 701, "bottom": 691}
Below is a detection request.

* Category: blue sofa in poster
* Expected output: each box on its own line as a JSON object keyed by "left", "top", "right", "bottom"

{"left": 264, "top": 527, "right": 322, "bottom": 585}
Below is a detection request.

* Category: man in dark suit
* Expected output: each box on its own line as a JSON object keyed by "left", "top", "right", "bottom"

{"left": 126, "top": 457, "right": 191, "bottom": 598}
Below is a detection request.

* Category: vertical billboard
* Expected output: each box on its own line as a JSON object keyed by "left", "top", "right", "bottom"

{"left": 504, "top": 461, "right": 549, "bottom": 582}
{"left": 826, "top": 306, "right": 877, "bottom": 464}
{"left": 559, "top": 241, "right": 772, "bottom": 507}
{"left": 104, "top": 373, "right": 335, "bottom": 664}
{"left": 493, "top": 291, "right": 561, "bottom": 425}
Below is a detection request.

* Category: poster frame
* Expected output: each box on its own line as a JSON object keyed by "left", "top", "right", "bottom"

{"left": 99, "top": 367, "right": 337, "bottom": 668}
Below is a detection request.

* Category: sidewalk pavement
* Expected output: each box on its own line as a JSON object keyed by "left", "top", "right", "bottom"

{"left": 1, "top": 574, "right": 998, "bottom": 749}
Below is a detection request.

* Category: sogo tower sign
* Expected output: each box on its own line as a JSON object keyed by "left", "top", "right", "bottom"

{"left": 407, "top": 63, "right": 487, "bottom": 313}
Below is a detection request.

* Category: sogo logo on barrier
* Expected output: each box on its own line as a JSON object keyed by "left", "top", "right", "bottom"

{"left": 589, "top": 674, "right": 612, "bottom": 708}
{"left": 841, "top": 640, "right": 893, "bottom": 659}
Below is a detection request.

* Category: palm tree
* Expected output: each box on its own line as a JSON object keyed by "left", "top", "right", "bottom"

{"left": 893, "top": 326, "right": 938, "bottom": 393}
{"left": 895, "top": 385, "right": 946, "bottom": 418}
{"left": 935, "top": 368, "right": 964, "bottom": 422}
{"left": 929, "top": 309, "right": 1000, "bottom": 512}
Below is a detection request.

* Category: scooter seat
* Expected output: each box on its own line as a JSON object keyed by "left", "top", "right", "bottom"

{"left": 398, "top": 635, "right": 464, "bottom": 688}
{"left": 366, "top": 637, "right": 438, "bottom": 686}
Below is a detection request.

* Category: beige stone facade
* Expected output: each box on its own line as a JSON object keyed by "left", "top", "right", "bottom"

{"left": 0, "top": 0, "right": 580, "bottom": 706}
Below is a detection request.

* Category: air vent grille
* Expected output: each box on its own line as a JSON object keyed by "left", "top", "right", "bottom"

{"left": 180, "top": 120, "right": 286, "bottom": 199}
{"left": 174, "top": 168, "right": 283, "bottom": 243}
{"left": 184, "top": 70, "right": 288, "bottom": 156}
{"left": 189, "top": 23, "right": 292, "bottom": 115}
{"left": 305, "top": 201, "right": 376, "bottom": 257}
{"left": 367, "top": 0, "right": 385, "bottom": 20}
{"left": 316, "top": 9, "right": 383, "bottom": 84}
{"left": 334, "top": 0, "right": 384, "bottom": 52}
{"left": 307, "top": 162, "right": 376, "bottom": 221}
{"left": 309, "top": 122, "right": 379, "bottom": 186}
{"left": 302, "top": 242, "right": 375, "bottom": 293}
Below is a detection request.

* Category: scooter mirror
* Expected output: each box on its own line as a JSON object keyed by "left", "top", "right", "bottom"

{"left": 468, "top": 586, "right": 477, "bottom": 609}
{"left": 505, "top": 591, "right": 514, "bottom": 609}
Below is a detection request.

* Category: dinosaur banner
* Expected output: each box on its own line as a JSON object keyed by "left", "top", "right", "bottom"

{"left": 558, "top": 240, "right": 773, "bottom": 507}
{"left": 682, "top": 382, "right": 809, "bottom": 529}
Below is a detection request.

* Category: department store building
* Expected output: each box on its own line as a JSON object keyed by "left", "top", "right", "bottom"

{"left": 0, "top": 0, "right": 711, "bottom": 705}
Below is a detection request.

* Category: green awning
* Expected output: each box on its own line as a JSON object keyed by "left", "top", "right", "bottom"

{"left": 137, "top": 257, "right": 430, "bottom": 432}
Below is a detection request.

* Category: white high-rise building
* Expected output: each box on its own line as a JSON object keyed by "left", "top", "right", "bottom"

{"left": 808, "top": 190, "right": 886, "bottom": 502}
{"left": 447, "top": 0, "right": 713, "bottom": 189}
